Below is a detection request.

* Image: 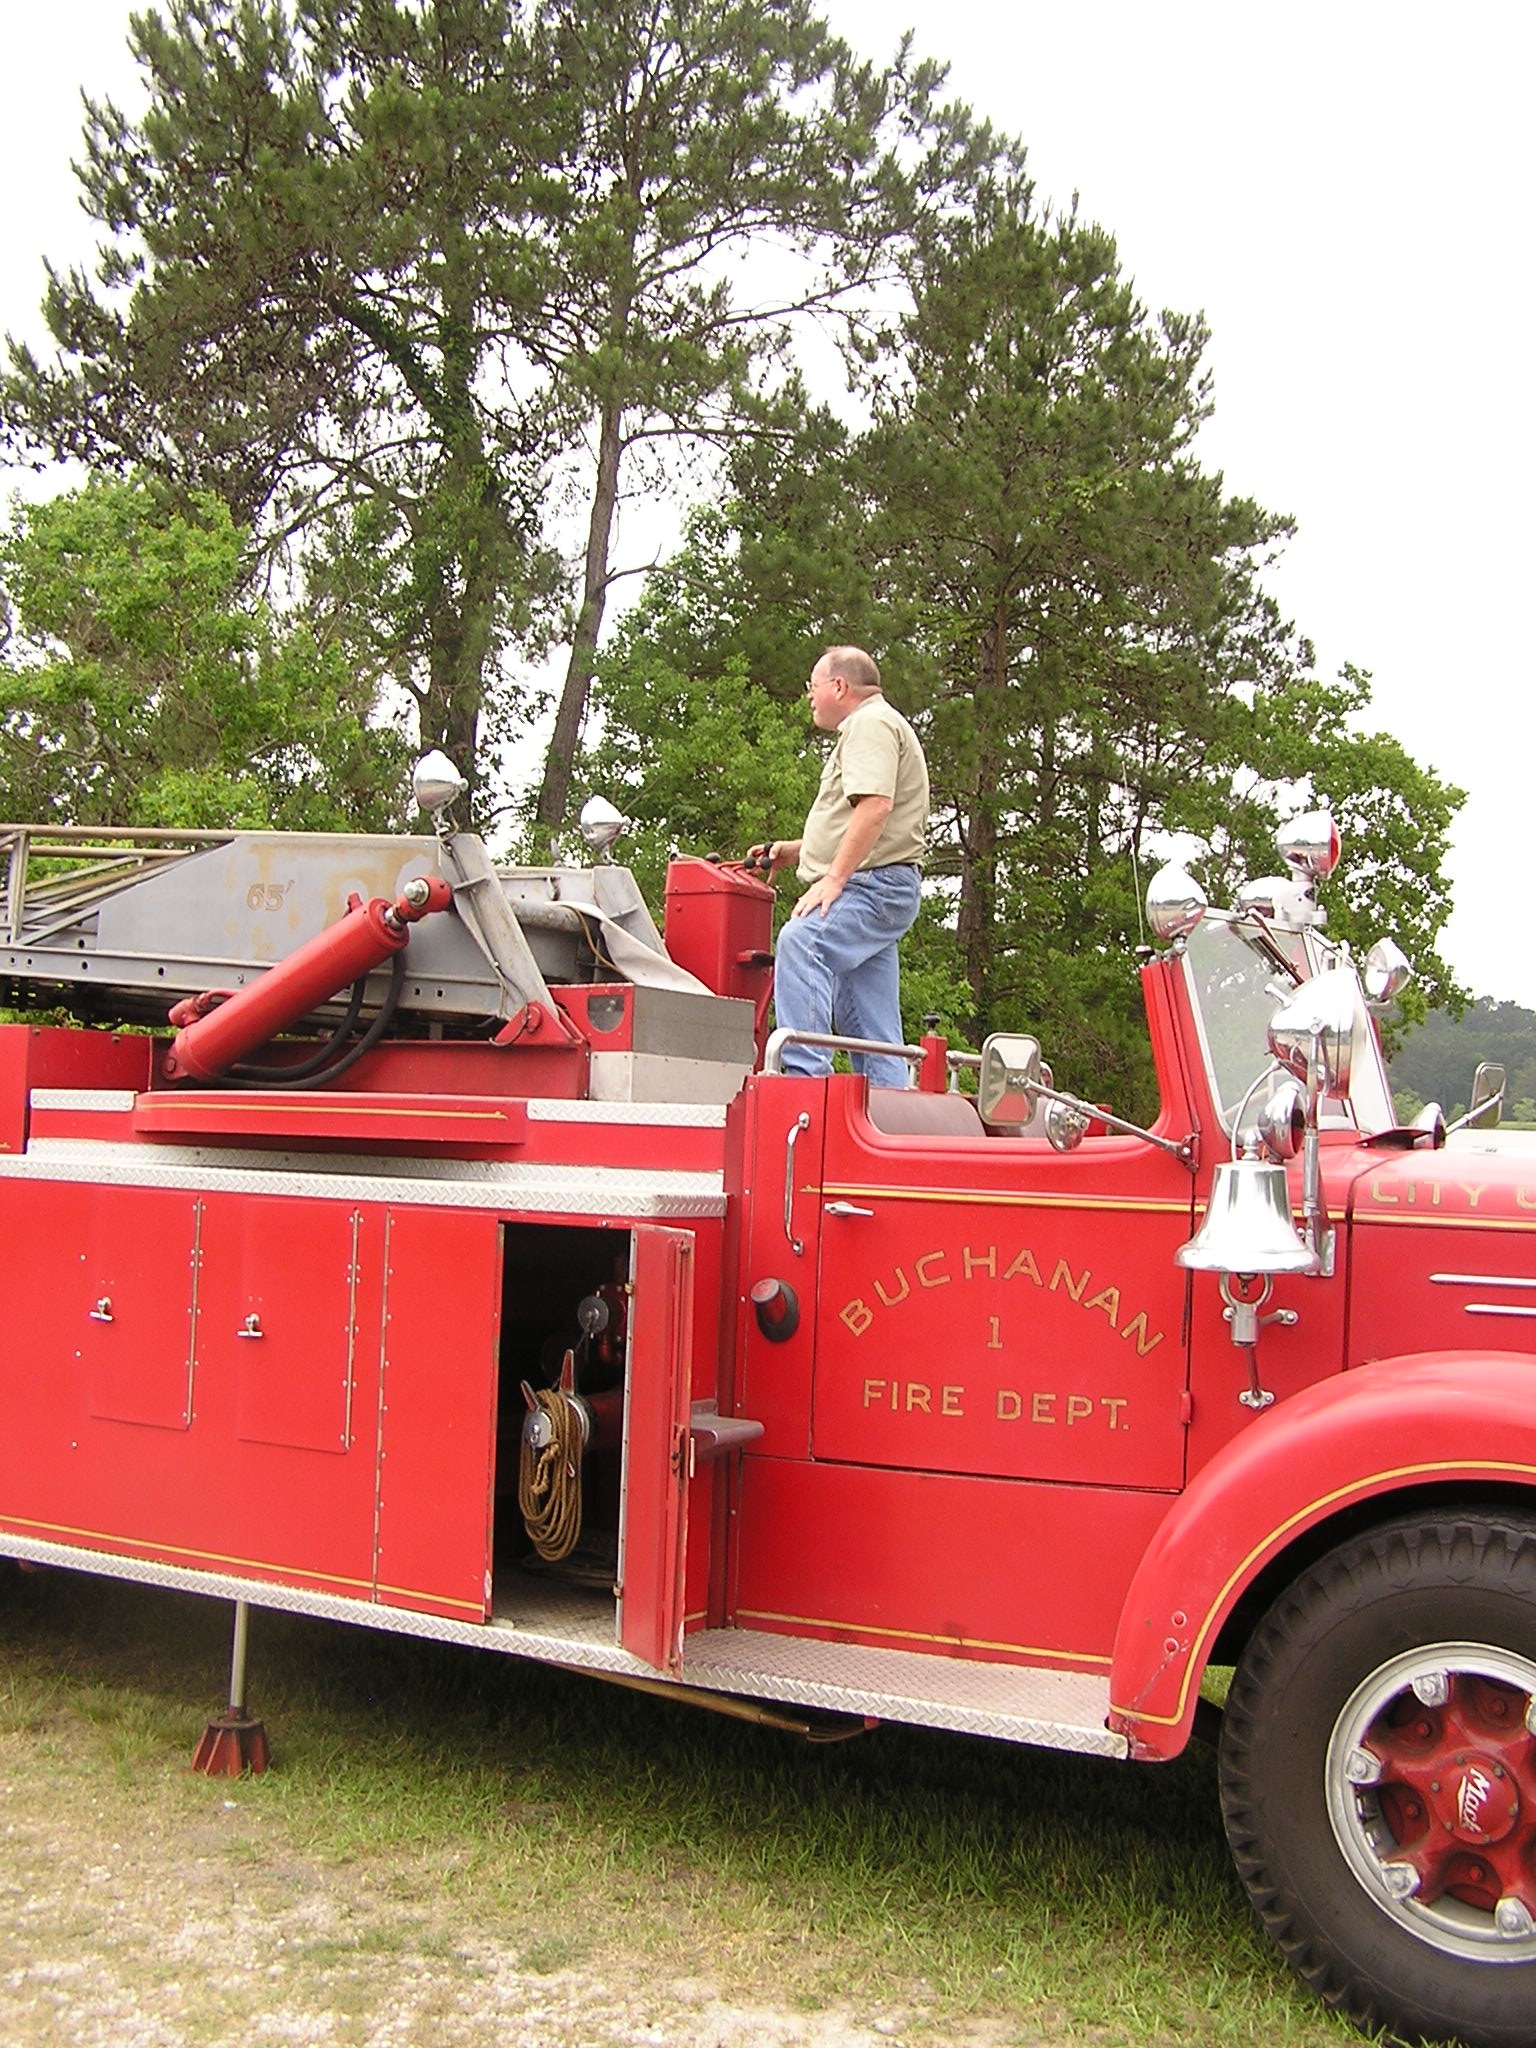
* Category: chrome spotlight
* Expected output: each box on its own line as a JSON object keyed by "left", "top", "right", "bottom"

{"left": 1269, "top": 968, "right": 1363, "bottom": 1100}
{"left": 1276, "top": 811, "right": 1341, "bottom": 879}
{"left": 579, "top": 795, "right": 628, "bottom": 860}
{"left": 412, "top": 751, "right": 469, "bottom": 825}
{"left": 1146, "top": 864, "right": 1207, "bottom": 942}
{"left": 1362, "top": 938, "right": 1413, "bottom": 1008}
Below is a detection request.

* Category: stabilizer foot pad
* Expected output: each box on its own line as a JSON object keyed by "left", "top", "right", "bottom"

{"left": 191, "top": 1711, "right": 270, "bottom": 1776}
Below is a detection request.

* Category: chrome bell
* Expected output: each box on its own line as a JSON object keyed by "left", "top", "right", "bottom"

{"left": 1177, "top": 1155, "right": 1320, "bottom": 1276}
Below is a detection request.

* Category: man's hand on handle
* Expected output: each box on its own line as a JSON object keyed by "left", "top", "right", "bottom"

{"left": 744, "top": 839, "right": 801, "bottom": 875}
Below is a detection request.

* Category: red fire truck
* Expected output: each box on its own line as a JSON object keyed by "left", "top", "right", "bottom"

{"left": 0, "top": 755, "right": 1531, "bottom": 2048}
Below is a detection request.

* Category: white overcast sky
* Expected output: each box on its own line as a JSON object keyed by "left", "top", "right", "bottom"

{"left": 3, "top": 2, "right": 1532, "bottom": 1005}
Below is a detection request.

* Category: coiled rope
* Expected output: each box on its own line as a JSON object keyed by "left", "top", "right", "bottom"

{"left": 518, "top": 1390, "right": 584, "bottom": 1562}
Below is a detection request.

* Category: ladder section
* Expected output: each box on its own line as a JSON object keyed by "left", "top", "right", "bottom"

{"left": 2, "top": 823, "right": 233, "bottom": 951}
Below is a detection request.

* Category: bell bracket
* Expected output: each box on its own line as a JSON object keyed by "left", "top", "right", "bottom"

{"left": 1219, "top": 1272, "right": 1298, "bottom": 1411}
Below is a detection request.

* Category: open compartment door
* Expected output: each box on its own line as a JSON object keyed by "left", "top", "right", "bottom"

{"left": 617, "top": 1225, "right": 695, "bottom": 1672}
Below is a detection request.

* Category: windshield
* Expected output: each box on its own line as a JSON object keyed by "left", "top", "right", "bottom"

{"left": 1182, "top": 919, "right": 1397, "bottom": 1136}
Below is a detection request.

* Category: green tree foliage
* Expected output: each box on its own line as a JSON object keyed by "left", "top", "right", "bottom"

{"left": 0, "top": 478, "right": 404, "bottom": 829}
{"left": 578, "top": 650, "right": 814, "bottom": 895}
{"left": 583, "top": 180, "right": 1464, "bottom": 1109}
{"left": 1, "top": 0, "right": 982, "bottom": 818}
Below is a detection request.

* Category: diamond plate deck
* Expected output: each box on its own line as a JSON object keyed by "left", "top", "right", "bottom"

{"left": 526, "top": 1098, "right": 728, "bottom": 1128}
{"left": 0, "top": 1138, "right": 724, "bottom": 1217}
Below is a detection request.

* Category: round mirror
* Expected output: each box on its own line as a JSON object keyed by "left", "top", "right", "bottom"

{"left": 1043, "top": 1099, "right": 1089, "bottom": 1153}
{"left": 1410, "top": 1100, "right": 1447, "bottom": 1148}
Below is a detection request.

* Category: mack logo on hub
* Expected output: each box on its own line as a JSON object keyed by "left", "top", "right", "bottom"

{"left": 1457, "top": 1765, "right": 1494, "bottom": 1834}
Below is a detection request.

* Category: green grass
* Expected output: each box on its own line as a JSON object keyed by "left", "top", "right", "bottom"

{"left": 0, "top": 1563, "right": 1361, "bottom": 2047}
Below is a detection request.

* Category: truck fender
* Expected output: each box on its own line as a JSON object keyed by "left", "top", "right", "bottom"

{"left": 1108, "top": 1350, "right": 1536, "bottom": 1759}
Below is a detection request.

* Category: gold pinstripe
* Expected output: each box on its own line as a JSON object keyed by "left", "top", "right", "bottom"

{"left": 144, "top": 1102, "right": 518, "bottom": 1125}
{"left": 818, "top": 1183, "right": 1191, "bottom": 1216}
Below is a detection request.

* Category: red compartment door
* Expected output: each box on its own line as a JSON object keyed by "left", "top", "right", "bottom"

{"left": 618, "top": 1225, "right": 695, "bottom": 1673}
{"left": 373, "top": 1206, "right": 502, "bottom": 1621}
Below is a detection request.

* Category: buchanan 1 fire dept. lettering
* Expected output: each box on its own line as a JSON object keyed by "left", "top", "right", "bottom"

{"left": 861, "top": 1379, "right": 1129, "bottom": 1430}
{"left": 838, "top": 1243, "right": 1165, "bottom": 1356}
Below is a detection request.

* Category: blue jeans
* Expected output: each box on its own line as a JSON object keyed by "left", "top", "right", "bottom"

{"left": 773, "top": 866, "right": 922, "bottom": 1087}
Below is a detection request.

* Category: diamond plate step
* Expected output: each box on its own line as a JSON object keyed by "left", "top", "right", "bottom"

{"left": 0, "top": 1527, "right": 1125, "bottom": 1756}
{"left": 680, "top": 1627, "right": 1125, "bottom": 1756}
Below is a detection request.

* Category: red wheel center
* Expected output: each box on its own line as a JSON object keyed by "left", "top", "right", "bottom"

{"left": 1367, "top": 1673, "right": 1536, "bottom": 1908}
{"left": 1430, "top": 1751, "right": 1520, "bottom": 1847}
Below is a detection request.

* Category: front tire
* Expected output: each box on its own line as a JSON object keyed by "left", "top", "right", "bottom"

{"left": 1219, "top": 1512, "right": 1536, "bottom": 2048}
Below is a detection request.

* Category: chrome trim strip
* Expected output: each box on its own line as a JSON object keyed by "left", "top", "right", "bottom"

{"left": 343, "top": 1208, "right": 361, "bottom": 1450}
{"left": 1431, "top": 1271, "right": 1536, "bottom": 1289}
{"left": 1465, "top": 1303, "right": 1536, "bottom": 1320}
{"left": 30, "top": 1089, "right": 138, "bottom": 1112}
{"left": 185, "top": 1198, "right": 203, "bottom": 1426}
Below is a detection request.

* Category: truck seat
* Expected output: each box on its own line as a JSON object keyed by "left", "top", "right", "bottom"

{"left": 863, "top": 1089, "right": 986, "bottom": 1138}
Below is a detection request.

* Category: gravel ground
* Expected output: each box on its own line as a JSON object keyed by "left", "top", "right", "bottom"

{"left": 0, "top": 1724, "right": 1029, "bottom": 2048}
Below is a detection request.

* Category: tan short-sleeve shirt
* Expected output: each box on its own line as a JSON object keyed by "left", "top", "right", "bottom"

{"left": 798, "top": 693, "right": 929, "bottom": 883}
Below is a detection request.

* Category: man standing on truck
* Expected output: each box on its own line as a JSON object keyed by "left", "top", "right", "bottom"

{"left": 749, "top": 645, "right": 929, "bottom": 1088}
